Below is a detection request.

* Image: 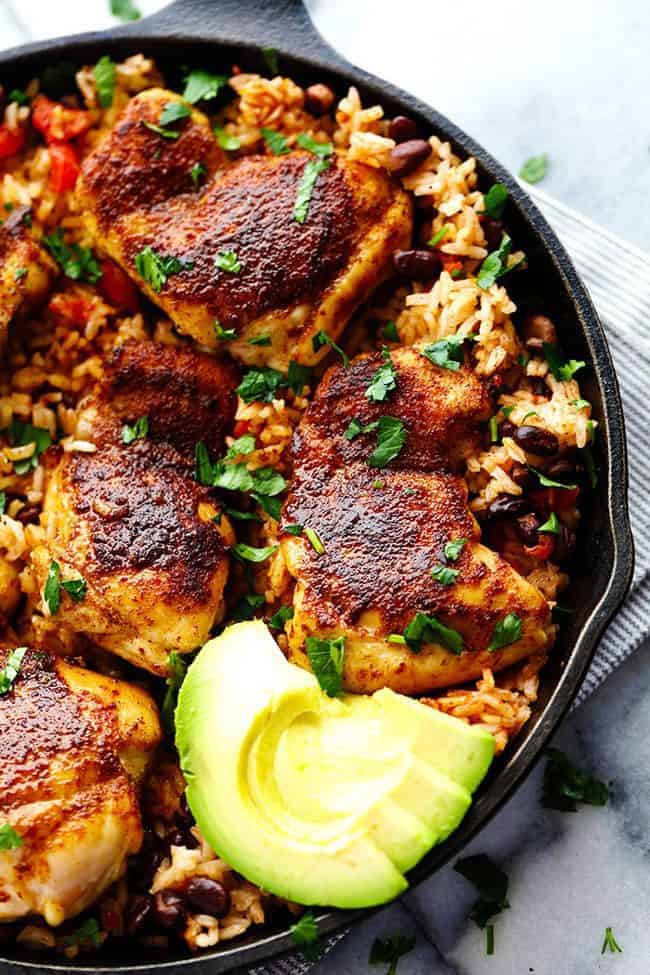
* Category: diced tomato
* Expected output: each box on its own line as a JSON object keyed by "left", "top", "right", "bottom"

{"left": 0, "top": 125, "right": 25, "bottom": 158}
{"left": 530, "top": 485, "right": 580, "bottom": 513}
{"left": 524, "top": 534, "right": 555, "bottom": 560}
{"left": 48, "top": 292, "right": 95, "bottom": 327}
{"left": 554, "top": 485, "right": 580, "bottom": 511}
{"left": 441, "top": 253, "right": 463, "bottom": 276}
{"left": 97, "top": 259, "right": 140, "bottom": 312}
{"left": 233, "top": 420, "right": 252, "bottom": 438}
{"left": 48, "top": 143, "right": 79, "bottom": 192}
{"left": 31, "top": 94, "right": 92, "bottom": 145}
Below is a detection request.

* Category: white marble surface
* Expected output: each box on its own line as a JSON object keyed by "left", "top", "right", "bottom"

{"left": 0, "top": 2, "right": 648, "bottom": 972}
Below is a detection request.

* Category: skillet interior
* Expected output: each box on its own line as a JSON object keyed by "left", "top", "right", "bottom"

{"left": 0, "top": 1, "right": 634, "bottom": 970}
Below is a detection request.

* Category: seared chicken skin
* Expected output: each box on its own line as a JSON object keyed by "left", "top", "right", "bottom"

{"left": 77, "top": 89, "right": 412, "bottom": 368}
{"left": 0, "top": 215, "right": 57, "bottom": 347}
{"left": 282, "top": 346, "right": 554, "bottom": 694}
{"left": 30, "top": 341, "right": 238, "bottom": 675}
{"left": 0, "top": 648, "right": 161, "bottom": 926}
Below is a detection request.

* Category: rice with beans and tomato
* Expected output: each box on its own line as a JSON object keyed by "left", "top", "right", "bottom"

{"left": 0, "top": 53, "right": 592, "bottom": 955}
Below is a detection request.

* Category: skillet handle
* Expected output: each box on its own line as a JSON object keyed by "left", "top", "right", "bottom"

{"left": 134, "top": 0, "right": 350, "bottom": 68}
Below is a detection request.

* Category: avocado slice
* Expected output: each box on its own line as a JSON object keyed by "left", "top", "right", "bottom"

{"left": 175, "top": 621, "right": 494, "bottom": 909}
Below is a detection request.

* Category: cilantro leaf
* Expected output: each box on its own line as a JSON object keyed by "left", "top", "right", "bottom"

{"left": 368, "top": 415, "right": 407, "bottom": 468}
{"left": 63, "top": 918, "right": 102, "bottom": 948}
{"left": 295, "top": 133, "right": 334, "bottom": 157}
{"left": 8, "top": 89, "right": 29, "bottom": 106}
{"left": 159, "top": 100, "right": 191, "bottom": 128}
{"left": 0, "top": 822, "right": 22, "bottom": 850}
{"left": 261, "top": 127, "right": 290, "bottom": 155}
{"left": 230, "top": 592, "right": 266, "bottom": 622}
{"left": 232, "top": 543, "right": 278, "bottom": 563}
{"left": 530, "top": 467, "right": 577, "bottom": 490}
{"left": 538, "top": 512, "right": 560, "bottom": 534}
{"left": 369, "top": 934, "right": 416, "bottom": 975}
{"left": 238, "top": 367, "right": 283, "bottom": 404}
{"left": 488, "top": 613, "right": 522, "bottom": 651}
{"left": 183, "top": 69, "right": 228, "bottom": 104}
{"left": 268, "top": 605, "right": 294, "bottom": 629}
{"left": 542, "top": 343, "right": 586, "bottom": 382}
{"left": 312, "top": 329, "right": 349, "bottom": 366}
{"left": 477, "top": 233, "right": 522, "bottom": 290}
{"left": 290, "top": 910, "right": 320, "bottom": 961}
{"left": 430, "top": 565, "right": 459, "bottom": 585}
{"left": 601, "top": 927, "right": 622, "bottom": 955}
{"left": 519, "top": 153, "right": 549, "bottom": 184}
{"left": 542, "top": 748, "right": 609, "bottom": 811}
{"left": 94, "top": 55, "right": 115, "bottom": 109}
{"left": 0, "top": 647, "right": 26, "bottom": 695}
{"left": 161, "top": 651, "right": 187, "bottom": 734}
{"left": 121, "top": 415, "right": 148, "bottom": 444}
{"left": 481, "top": 182, "right": 508, "bottom": 219}
{"left": 44, "top": 229, "right": 102, "bottom": 284}
{"left": 43, "top": 560, "right": 86, "bottom": 615}
{"left": 214, "top": 249, "right": 242, "bottom": 273}
{"left": 287, "top": 360, "right": 312, "bottom": 395}
{"left": 262, "top": 47, "right": 279, "bottom": 76}
{"left": 214, "top": 127, "right": 241, "bottom": 151}
{"left": 213, "top": 320, "right": 236, "bottom": 341}
{"left": 283, "top": 523, "right": 303, "bottom": 536}
{"left": 5, "top": 418, "right": 51, "bottom": 474}
{"left": 142, "top": 120, "right": 182, "bottom": 140}
{"left": 134, "top": 246, "right": 192, "bottom": 292}
{"left": 421, "top": 335, "right": 466, "bottom": 371}
{"left": 382, "top": 320, "right": 399, "bottom": 341}
{"left": 444, "top": 538, "right": 466, "bottom": 561}
{"left": 110, "top": 0, "right": 141, "bottom": 21}
{"left": 293, "top": 155, "right": 331, "bottom": 224}
{"left": 403, "top": 611, "right": 463, "bottom": 655}
{"left": 344, "top": 418, "right": 379, "bottom": 441}
{"left": 306, "top": 636, "right": 345, "bottom": 696}
{"left": 190, "top": 161, "right": 207, "bottom": 189}
{"left": 62, "top": 577, "right": 87, "bottom": 602}
{"left": 0, "top": 492, "right": 5, "bottom": 515}
{"left": 14, "top": 267, "right": 27, "bottom": 281}
{"left": 455, "top": 854, "right": 510, "bottom": 928}
{"left": 366, "top": 347, "right": 397, "bottom": 402}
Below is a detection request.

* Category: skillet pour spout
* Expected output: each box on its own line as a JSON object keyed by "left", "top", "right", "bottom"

{"left": 0, "top": 0, "right": 634, "bottom": 971}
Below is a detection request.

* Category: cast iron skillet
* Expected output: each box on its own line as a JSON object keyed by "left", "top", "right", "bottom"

{"left": 0, "top": 0, "right": 634, "bottom": 971}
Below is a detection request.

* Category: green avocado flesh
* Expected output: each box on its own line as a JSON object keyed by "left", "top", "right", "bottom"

{"left": 175, "top": 621, "right": 495, "bottom": 909}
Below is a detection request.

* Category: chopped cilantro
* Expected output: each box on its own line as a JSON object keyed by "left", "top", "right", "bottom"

{"left": 444, "top": 537, "right": 466, "bottom": 561}
{"left": 542, "top": 343, "right": 586, "bottom": 382}
{"left": 387, "top": 633, "right": 407, "bottom": 645}
{"left": 519, "top": 153, "right": 549, "bottom": 184}
{"left": 232, "top": 543, "right": 279, "bottom": 563}
{"left": 421, "top": 335, "right": 466, "bottom": 371}
{"left": 142, "top": 120, "right": 183, "bottom": 140}
{"left": 261, "top": 127, "right": 290, "bottom": 155}
{"left": 247, "top": 334, "right": 272, "bottom": 346}
{"left": 268, "top": 605, "right": 294, "bottom": 629}
{"left": 121, "top": 415, "right": 148, "bottom": 444}
{"left": 539, "top": 512, "right": 560, "bottom": 534}
{"left": 134, "top": 246, "right": 192, "bottom": 292}
{"left": 44, "top": 229, "right": 102, "bottom": 284}
{"left": 531, "top": 467, "right": 577, "bottom": 490}
{"left": 428, "top": 224, "right": 451, "bottom": 247}
{"left": 287, "top": 360, "right": 312, "bottom": 395}
{"left": 63, "top": 918, "right": 102, "bottom": 948}
{"left": 161, "top": 652, "right": 187, "bottom": 734}
{"left": 304, "top": 526, "right": 325, "bottom": 555}
{"left": 382, "top": 320, "right": 399, "bottom": 342}
{"left": 190, "top": 161, "right": 207, "bottom": 189}
{"left": 365, "top": 347, "right": 397, "bottom": 402}
{"left": 0, "top": 492, "right": 5, "bottom": 514}
{"left": 542, "top": 748, "right": 609, "bottom": 811}
{"left": 454, "top": 853, "right": 510, "bottom": 928}
{"left": 403, "top": 611, "right": 463, "bottom": 655}
{"left": 43, "top": 560, "right": 86, "bottom": 615}
{"left": 13, "top": 267, "right": 27, "bottom": 281}
{"left": 159, "top": 101, "right": 190, "bottom": 128}
{"left": 182, "top": 69, "right": 228, "bottom": 104}
{"left": 231, "top": 592, "right": 266, "bottom": 622}
{"left": 0, "top": 647, "right": 26, "bottom": 696}
{"left": 214, "top": 126, "right": 241, "bottom": 151}
{"left": 312, "top": 329, "right": 349, "bottom": 366}
{"left": 293, "top": 155, "right": 331, "bottom": 224}
{"left": 372, "top": 478, "right": 384, "bottom": 489}
{"left": 477, "top": 233, "right": 524, "bottom": 290}
{"left": 225, "top": 434, "right": 255, "bottom": 459}
{"left": 94, "top": 55, "right": 115, "bottom": 108}
{"left": 368, "top": 415, "right": 407, "bottom": 468}
{"left": 110, "top": 0, "right": 141, "bottom": 21}
{"left": 213, "top": 321, "right": 236, "bottom": 341}
{"left": 430, "top": 565, "right": 459, "bottom": 585}
{"left": 369, "top": 934, "right": 416, "bottom": 975}
{"left": 261, "top": 47, "right": 279, "bottom": 76}
{"left": 214, "top": 249, "right": 242, "bottom": 273}
{"left": 486, "top": 923, "right": 495, "bottom": 955}
{"left": 601, "top": 927, "right": 622, "bottom": 955}
{"left": 344, "top": 417, "right": 379, "bottom": 441}
{"left": 489, "top": 415, "right": 499, "bottom": 443}
{"left": 295, "top": 133, "right": 333, "bottom": 157}
{"left": 488, "top": 613, "right": 522, "bottom": 651}
{"left": 520, "top": 410, "right": 539, "bottom": 423}
{"left": 306, "top": 636, "right": 345, "bottom": 697}
{"left": 8, "top": 89, "right": 29, "bottom": 106}
{"left": 480, "top": 182, "right": 508, "bottom": 219}
{"left": 283, "top": 523, "right": 303, "bottom": 536}
{"left": 5, "top": 418, "right": 51, "bottom": 474}
{"left": 0, "top": 822, "right": 22, "bottom": 849}
{"left": 224, "top": 506, "right": 262, "bottom": 523}
{"left": 572, "top": 397, "right": 591, "bottom": 410}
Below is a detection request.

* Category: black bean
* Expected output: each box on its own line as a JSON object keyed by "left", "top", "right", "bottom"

{"left": 487, "top": 495, "right": 532, "bottom": 519}
{"left": 522, "top": 313, "right": 557, "bottom": 346}
{"left": 500, "top": 420, "right": 516, "bottom": 439}
{"left": 510, "top": 463, "right": 535, "bottom": 490}
{"left": 167, "top": 828, "right": 199, "bottom": 850}
{"left": 515, "top": 513, "right": 540, "bottom": 546}
{"left": 134, "top": 831, "right": 167, "bottom": 890}
{"left": 414, "top": 194, "right": 435, "bottom": 216}
{"left": 304, "top": 83, "right": 335, "bottom": 117}
{"left": 388, "top": 115, "right": 418, "bottom": 144}
{"left": 393, "top": 248, "right": 441, "bottom": 280}
{"left": 529, "top": 377, "right": 550, "bottom": 398}
{"left": 175, "top": 793, "right": 194, "bottom": 829}
{"left": 125, "top": 895, "right": 153, "bottom": 936}
{"left": 481, "top": 216, "right": 503, "bottom": 252}
{"left": 390, "top": 139, "right": 431, "bottom": 177}
{"left": 513, "top": 425, "right": 559, "bottom": 456}
{"left": 546, "top": 458, "right": 580, "bottom": 481}
{"left": 153, "top": 890, "right": 186, "bottom": 930}
{"left": 185, "top": 877, "right": 231, "bottom": 919}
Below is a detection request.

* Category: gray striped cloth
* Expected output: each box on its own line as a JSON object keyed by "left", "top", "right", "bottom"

{"left": 252, "top": 192, "right": 650, "bottom": 973}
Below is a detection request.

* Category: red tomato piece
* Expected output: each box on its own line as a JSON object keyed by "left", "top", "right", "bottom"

{"left": 97, "top": 259, "right": 140, "bottom": 312}
{"left": 31, "top": 95, "right": 92, "bottom": 145}
{"left": 233, "top": 420, "right": 252, "bottom": 438}
{"left": 524, "top": 535, "right": 555, "bottom": 560}
{"left": 48, "top": 143, "right": 79, "bottom": 192}
{"left": 0, "top": 125, "right": 25, "bottom": 158}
